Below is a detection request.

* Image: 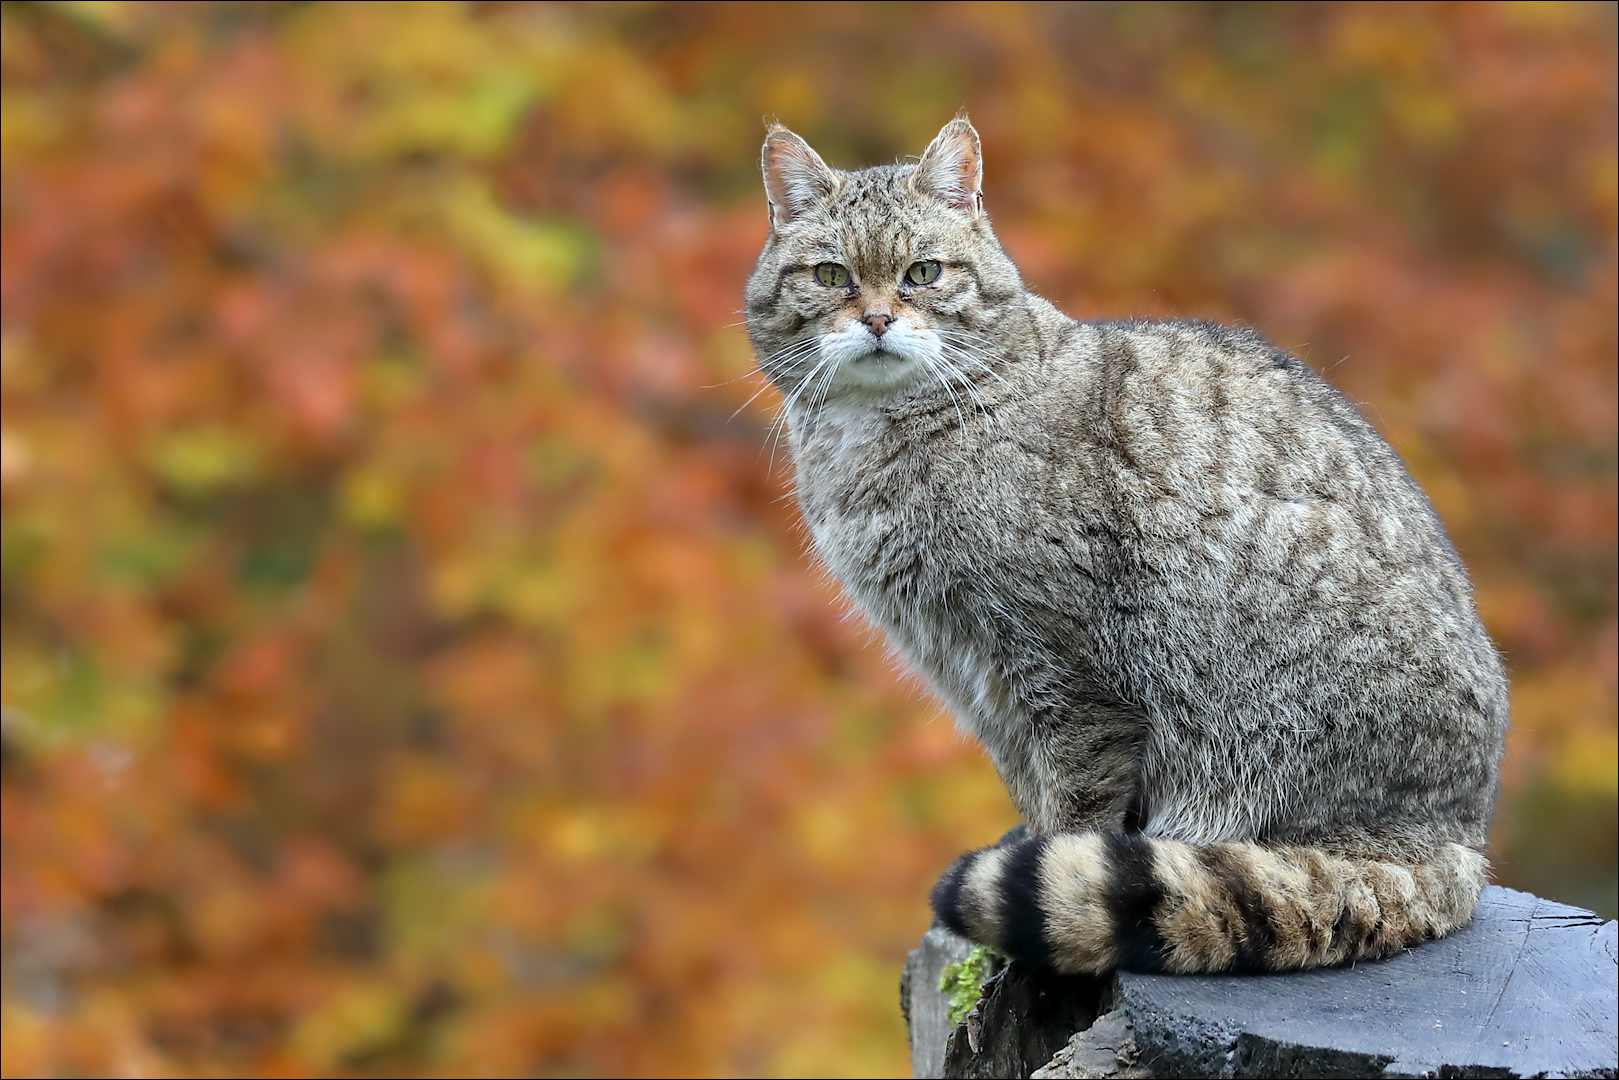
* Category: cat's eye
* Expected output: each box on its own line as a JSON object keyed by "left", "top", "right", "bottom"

{"left": 814, "top": 263, "right": 851, "bottom": 288}
{"left": 905, "top": 261, "right": 942, "bottom": 286}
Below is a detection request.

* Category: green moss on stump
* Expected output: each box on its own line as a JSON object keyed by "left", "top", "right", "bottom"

{"left": 938, "top": 944, "right": 1000, "bottom": 1030}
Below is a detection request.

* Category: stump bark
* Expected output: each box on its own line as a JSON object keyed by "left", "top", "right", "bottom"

{"left": 902, "top": 885, "right": 1618, "bottom": 1079}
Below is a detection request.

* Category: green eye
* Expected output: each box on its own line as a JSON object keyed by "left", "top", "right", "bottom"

{"left": 814, "top": 263, "right": 851, "bottom": 287}
{"left": 905, "top": 261, "right": 941, "bottom": 286}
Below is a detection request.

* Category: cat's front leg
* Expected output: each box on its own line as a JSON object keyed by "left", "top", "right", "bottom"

{"left": 1024, "top": 704, "right": 1147, "bottom": 836}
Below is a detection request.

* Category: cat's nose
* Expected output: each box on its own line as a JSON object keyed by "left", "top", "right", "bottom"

{"left": 863, "top": 312, "right": 893, "bottom": 337}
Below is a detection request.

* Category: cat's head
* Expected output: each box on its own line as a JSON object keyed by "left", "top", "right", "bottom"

{"left": 744, "top": 116, "right": 1023, "bottom": 408}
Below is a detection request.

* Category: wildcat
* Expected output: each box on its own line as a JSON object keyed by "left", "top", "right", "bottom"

{"left": 743, "top": 116, "right": 1508, "bottom": 974}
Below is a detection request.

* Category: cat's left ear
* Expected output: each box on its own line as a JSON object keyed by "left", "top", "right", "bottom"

{"left": 912, "top": 115, "right": 983, "bottom": 218}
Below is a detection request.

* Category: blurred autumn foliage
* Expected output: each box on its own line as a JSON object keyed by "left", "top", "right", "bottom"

{"left": 1, "top": 2, "right": 1613, "bottom": 1076}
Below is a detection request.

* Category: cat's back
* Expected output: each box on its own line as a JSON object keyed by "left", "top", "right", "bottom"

{"left": 1052, "top": 317, "right": 1462, "bottom": 579}
{"left": 1057, "top": 318, "right": 1398, "bottom": 498}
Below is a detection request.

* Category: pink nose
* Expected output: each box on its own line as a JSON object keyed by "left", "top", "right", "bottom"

{"left": 863, "top": 312, "right": 892, "bottom": 337}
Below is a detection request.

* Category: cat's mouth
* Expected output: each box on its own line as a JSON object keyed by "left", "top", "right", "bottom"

{"left": 809, "top": 326, "right": 937, "bottom": 399}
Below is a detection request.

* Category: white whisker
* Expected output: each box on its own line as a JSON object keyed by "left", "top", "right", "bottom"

{"left": 928, "top": 349, "right": 989, "bottom": 423}
{"left": 722, "top": 337, "right": 823, "bottom": 419}
{"left": 936, "top": 331, "right": 1013, "bottom": 389}
{"left": 761, "top": 344, "right": 838, "bottom": 469}
{"left": 924, "top": 353, "right": 969, "bottom": 428}
{"left": 937, "top": 344, "right": 1000, "bottom": 398}
{"left": 943, "top": 353, "right": 991, "bottom": 414}
{"left": 727, "top": 375, "right": 784, "bottom": 421}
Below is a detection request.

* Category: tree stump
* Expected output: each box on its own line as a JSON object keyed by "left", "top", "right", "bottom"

{"left": 902, "top": 886, "right": 1618, "bottom": 1079}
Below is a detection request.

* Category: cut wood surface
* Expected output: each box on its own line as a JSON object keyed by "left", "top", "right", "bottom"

{"left": 903, "top": 886, "right": 1618, "bottom": 1079}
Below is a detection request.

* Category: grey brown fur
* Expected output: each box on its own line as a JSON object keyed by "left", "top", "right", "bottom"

{"left": 744, "top": 117, "right": 1508, "bottom": 974}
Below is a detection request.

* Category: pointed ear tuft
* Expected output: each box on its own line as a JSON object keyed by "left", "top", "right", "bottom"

{"left": 911, "top": 116, "right": 983, "bottom": 217}
{"left": 762, "top": 124, "right": 839, "bottom": 230}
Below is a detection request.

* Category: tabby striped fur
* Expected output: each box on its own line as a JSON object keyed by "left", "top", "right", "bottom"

{"left": 932, "top": 832, "right": 1487, "bottom": 974}
{"left": 744, "top": 117, "right": 1508, "bottom": 974}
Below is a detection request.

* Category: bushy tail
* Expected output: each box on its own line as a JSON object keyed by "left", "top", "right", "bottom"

{"left": 929, "top": 832, "right": 1486, "bottom": 974}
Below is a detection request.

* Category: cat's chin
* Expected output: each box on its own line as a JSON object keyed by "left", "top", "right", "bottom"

{"left": 810, "top": 329, "right": 937, "bottom": 401}
{"left": 851, "top": 348, "right": 918, "bottom": 372}
{"left": 831, "top": 352, "right": 929, "bottom": 398}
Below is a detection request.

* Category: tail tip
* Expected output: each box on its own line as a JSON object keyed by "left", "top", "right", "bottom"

{"left": 930, "top": 850, "right": 978, "bottom": 937}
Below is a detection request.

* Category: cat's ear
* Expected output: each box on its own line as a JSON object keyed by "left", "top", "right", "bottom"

{"left": 912, "top": 115, "right": 983, "bottom": 218}
{"left": 762, "top": 124, "right": 839, "bottom": 230}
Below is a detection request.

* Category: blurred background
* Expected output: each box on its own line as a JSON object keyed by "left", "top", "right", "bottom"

{"left": 1, "top": 2, "right": 1613, "bottom": 1076}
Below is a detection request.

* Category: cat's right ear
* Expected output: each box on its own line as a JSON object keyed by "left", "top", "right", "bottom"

{"left": 912, "top": 115, "right": 983, "bottom": 218}
{"left": 762, "top": 124, "right": 839, "bottom": 231}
